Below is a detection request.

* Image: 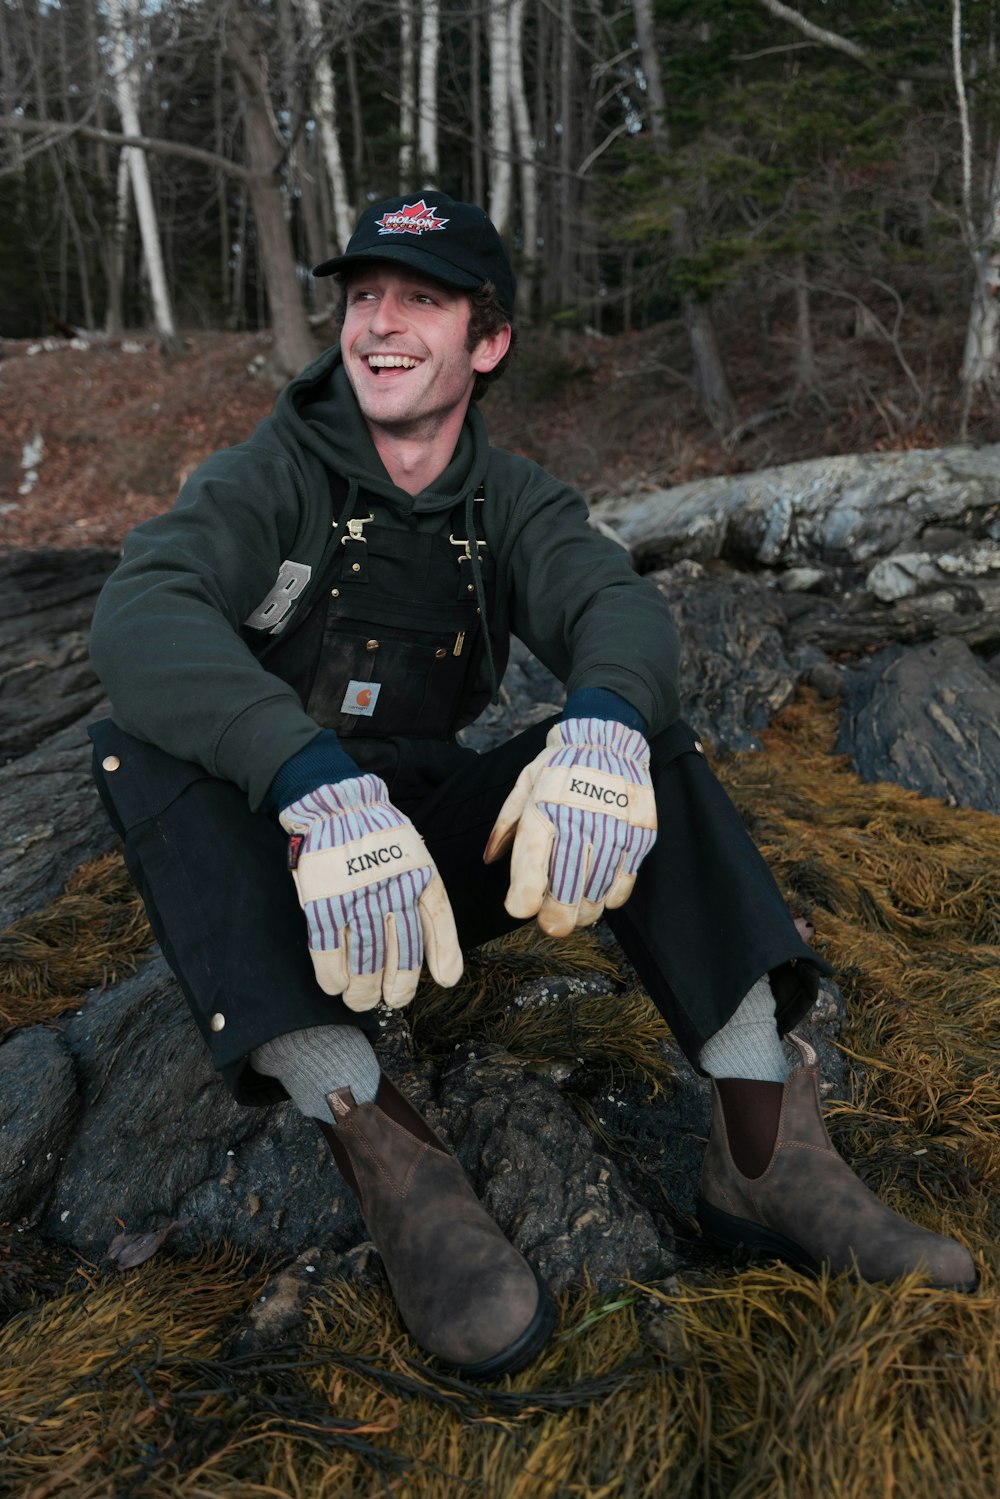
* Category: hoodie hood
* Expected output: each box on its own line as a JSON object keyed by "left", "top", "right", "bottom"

{"left": 271, "top": 344, "right": 491, "bottom": 517}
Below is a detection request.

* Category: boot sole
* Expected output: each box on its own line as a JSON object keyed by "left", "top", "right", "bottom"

{"left": 434, "top": 1269, "right": 556, "bottom": 1382}
{"left": 697, "top": 1197, "right": 979, "bottom": 1292}
{"left": 697, "top": 1196, "right": 819, "bottom": 1274}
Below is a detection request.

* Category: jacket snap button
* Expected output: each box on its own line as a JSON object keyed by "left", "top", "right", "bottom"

{"left": 352, "top": 563, "right": 361, "bottom": 573}
{"left": 366, "top": 639, "right": 379, "bottom": 651}
{"left": 694, "top": 740, "right": 705, "bottom": 754}
{"left": 466, "top": 583, "right": 474, "bottom": 593}
{"left": 210, "top": 1012, "right": 226, "bottom": 1032}
{"left": 330, "top": 588, "right": 340, "bottom": 598}
{"left": 434, "top": 648, "right": 447, "bottom": 659}
{"left": 101, "top": 755, "right": 121, "bottom": 773}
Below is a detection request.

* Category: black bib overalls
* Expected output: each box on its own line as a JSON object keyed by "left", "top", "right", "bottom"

{"left": 90, "top": 476, "right": 827, "bottom": 1105}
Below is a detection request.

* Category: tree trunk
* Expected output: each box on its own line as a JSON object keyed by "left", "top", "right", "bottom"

{"left": 226, "top": 12, "right": 316, "bottom": 378}
{"left": 488, "top": 0, "right": 513, "bottom": 233}
{"left": 510, "top": 0, "right": 537, "bottom": 309}
{"left": 793, "top": 251, "right": 817, "bottom": 394}
{"left": 399, "top": 0, "right": 417, "bottom": 188}
{"left": 107, "top": 0, "right": 180, "bottom": 351}
{"left": 104, "top": 150, "right": 130, "bottom": 337}
{"left": 960, "top": 135, "right": 1000, "bottom": 393}
{"left": 632, "top": 0, "right": 736, "bottom": 433}
{"left": 418, "top": 0, "right": 440, "bottom": 185}
{"left": 300, "top": 0, "right": 353, "bottom": 253}
{"left": 469, "top": 5, "right": 484, "bottom": 206}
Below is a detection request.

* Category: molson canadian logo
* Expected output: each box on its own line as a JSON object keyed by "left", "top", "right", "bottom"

{"left": 374, "top": 200, "right": 449, "bottom": 236}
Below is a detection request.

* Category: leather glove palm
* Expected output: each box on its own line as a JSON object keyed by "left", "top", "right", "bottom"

{"left": 484, "top": 718, "right": 657, "bottom": 936}
{"left": 280, "top": 774, "right": 463, "bottom": 1011}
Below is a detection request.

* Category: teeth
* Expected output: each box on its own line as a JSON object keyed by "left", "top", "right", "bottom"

{"left": 367, "top": 354, "right": 419, "bottom": 369}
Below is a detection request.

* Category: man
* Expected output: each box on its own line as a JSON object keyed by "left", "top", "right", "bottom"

{"left": 89, "top": 193, "right": 975, "bottom": 1380}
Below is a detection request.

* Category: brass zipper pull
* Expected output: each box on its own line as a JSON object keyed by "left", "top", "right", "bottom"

{"left": 453, "top": 630, "right": 466, "bottom": 657}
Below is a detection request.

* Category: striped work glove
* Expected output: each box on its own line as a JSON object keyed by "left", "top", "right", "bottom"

{"left": 483, "top": 719, "right": 657, "bottom": 937}
{"left": 280, "top": 775, "right": 463, "bottom": 1011}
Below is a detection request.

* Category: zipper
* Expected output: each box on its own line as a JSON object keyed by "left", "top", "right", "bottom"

{"left": 453, "top": 631, "right": 466, "bottom": 657}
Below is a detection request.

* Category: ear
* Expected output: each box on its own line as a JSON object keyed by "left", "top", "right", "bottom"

{"left": 471, "top": 323, "right": 512, "bottom": 375}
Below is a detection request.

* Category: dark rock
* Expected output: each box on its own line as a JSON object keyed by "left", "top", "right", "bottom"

{"left": 0, "top": 548, "right": 116, "bottom": 762}
{"left": 0, "top": 1026, "right": 79, "bottom": 1224}
{"left": 428, "top": 1043, "right": 670, "bottom": 1292}
{"left": 836, "top": 636, "right": 1000, "bottom": 813}
{"left": 37, "top": 959, "right": 363, "bottom": 1259}
{"left": 591, "top": 447, "right": 1000, "bottom": 571}
{"left": 651, "top": 562, "right": 798, "bottom": 752}
{"left": 458, "top": 636, "right": 564, "bottom": 751}
{"left": 0, "top": 711, "right": 115, "bottom": 928}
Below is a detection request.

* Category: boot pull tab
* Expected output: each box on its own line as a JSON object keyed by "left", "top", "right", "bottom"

{"left": 786, "top": 1032, "right": 817, "bottom": 1069}
{"left": 327, "top": 1086, "right": 358, "bottom": 1119}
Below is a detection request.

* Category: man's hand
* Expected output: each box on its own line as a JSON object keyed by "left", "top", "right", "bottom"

{"left": 483, "top": 719, "right": 657, "bottom": 937}
{"left": 280, "top": 775, "right": 463, "bottom": 1011}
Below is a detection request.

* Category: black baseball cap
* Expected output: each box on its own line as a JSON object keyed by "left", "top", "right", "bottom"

{"left": 312, "top": 192, "right": 516, "bottom": 318}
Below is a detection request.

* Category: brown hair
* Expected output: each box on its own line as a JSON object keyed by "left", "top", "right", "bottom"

{"left": 466, "top": 280, "right": 516, "bottom": 401}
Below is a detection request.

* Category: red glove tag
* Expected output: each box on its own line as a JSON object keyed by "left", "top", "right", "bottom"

{"left": 287, "top": 833, "right": 305, "bottom": 871}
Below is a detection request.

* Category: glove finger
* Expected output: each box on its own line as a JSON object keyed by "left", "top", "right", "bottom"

{"left": 575, "top": 896, "right": 605, "bottom": 928}
{"left": 482, "top": 763, "right": 536, "bottom": 864}
{"left": 343, "top": 968, "right": 384, "bottom": 1012}
{"left": 604, "top": 869, "right": 637, "bottom": 911}
{"left": 381, "top": 911, "right": 401, "bottom": 1004}
{"left": 504, "top": 809, "right": 557, "bottom": 919}
{"left": 309, "top": 943, "right": 350, "bottom": 997}
{"left": 385, "top": 967, "right": 421, "bottom": 1009}
{"left": 419, "top": 872, "right": 464, "bottom": 987}
{"left": 536, "top": 891, "right": 581, "bottom": 938}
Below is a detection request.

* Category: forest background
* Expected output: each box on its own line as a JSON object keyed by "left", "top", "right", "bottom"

{"left": 4, "top": 0, "right": 1000, "bottom": 476}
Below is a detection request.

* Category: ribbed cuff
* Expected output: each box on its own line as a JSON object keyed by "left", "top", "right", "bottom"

{"left": 561, "top": 687, "right": 649, "bottom": 736}
{"left": 261, "top": 730, "right": 361, "bottom": 815}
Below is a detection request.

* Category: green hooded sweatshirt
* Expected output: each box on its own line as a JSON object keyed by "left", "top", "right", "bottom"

{"left": 90, "top": 347, "right": 680, "bottom": 809}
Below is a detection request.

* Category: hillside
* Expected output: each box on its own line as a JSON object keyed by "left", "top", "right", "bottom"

{"left": 3, "top": 308, "right": 998, "bottom": 553}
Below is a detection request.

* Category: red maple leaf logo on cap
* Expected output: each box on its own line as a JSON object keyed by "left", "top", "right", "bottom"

{"left": 375, "top": 199, "right": 449, "bottom": 236}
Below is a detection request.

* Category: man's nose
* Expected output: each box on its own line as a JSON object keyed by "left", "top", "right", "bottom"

{"left": 368, "top": 293, "right": 406, "bottom": 335}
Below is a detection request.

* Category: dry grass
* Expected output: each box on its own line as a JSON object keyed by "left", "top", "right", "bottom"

{"left": 0, "top": 690, "right": 998, "bottom": 1496}
{"left": 0, "top": 853, "right": 152, "bottom": 1031}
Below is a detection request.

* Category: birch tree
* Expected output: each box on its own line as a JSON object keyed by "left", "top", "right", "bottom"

{"left": 488, "top": 0, "right": 513, "bottom": 233}
{"left": 417, "top": 0, "right": 439, "bottom": 185}
{"left": 399, "top": 0, "right": 417, "bottom": 187}
{"left": 300, "top": 0, "right": 353, "bottom": 253}
{"left": 107, "top": 0, "right": 180, "bottom": 351}
{"left": 509, "top": 0, "right": 537, "bottom": 295}
{"left": 954, "top": 0, "right": 1000, "bottom": 399}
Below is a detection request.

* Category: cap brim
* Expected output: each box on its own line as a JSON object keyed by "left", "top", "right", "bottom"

{"left": 312, "top": 242, "right": 482, "bottom": 289}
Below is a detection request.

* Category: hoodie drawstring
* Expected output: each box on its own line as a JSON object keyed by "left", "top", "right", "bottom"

{"left": 464, "top": 485, "right": 499, "bottom": 705}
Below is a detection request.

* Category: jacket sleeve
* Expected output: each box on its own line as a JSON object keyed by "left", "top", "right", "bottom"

{"left": 90, "top": 447, "right": 325, "bottom": 809}
{"left": 493, "top": 458, "right": 681, "bottom": 736}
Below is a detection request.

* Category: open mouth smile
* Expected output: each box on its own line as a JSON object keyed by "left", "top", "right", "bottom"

{"left": 365, "top": 354, "right": 422, "bottom": 372}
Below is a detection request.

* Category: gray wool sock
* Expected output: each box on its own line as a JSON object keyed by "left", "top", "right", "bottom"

{"left": 698, "top": 975, "right": 789, "bottom": 1084}
{"left": 251, "top": 1024, "right": 381, "bottom": 1119}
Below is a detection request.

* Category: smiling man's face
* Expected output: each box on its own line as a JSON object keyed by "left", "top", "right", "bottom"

{"left": 340, "top": 265, "right": 510, "bottom": 445}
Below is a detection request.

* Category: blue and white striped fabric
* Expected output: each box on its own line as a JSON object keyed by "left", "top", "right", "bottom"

{"left": 541, "top": 720, "right": 656, "bottom": 908}
{"left": 282, "top": 775, "right": 431, "bottom": 987}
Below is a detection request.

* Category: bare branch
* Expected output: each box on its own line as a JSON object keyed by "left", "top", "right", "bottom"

{"left": 756, "top": 0, "right": 876, "bottom": 71}
{"left": 0, "top": 115, "right": 257, "bottom": 184}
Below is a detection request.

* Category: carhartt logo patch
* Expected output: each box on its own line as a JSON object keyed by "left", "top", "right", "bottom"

{"left": 341, "top": 680, "right": 380, "bottom": 716}
{"left": 374, "top": 200, "right": 449, "bottom": 236}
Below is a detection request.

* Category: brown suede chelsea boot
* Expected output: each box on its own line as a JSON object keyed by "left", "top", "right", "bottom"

{"left": 318, "top": 1076, "right": 554, "bottom": 1378}
{"left": 698, "top": 1034, "right": 977, "bottom": 1291}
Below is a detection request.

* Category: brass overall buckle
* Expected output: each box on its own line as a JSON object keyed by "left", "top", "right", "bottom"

{"left": 339, "top": 514, "right": 375, "bottom": 545}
